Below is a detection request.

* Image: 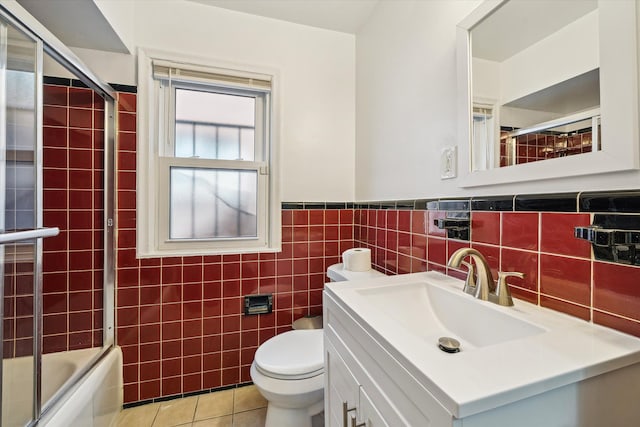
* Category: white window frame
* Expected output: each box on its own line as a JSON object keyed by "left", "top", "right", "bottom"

{"left": 136, "top": 48, "right": 280, "bottom": 257}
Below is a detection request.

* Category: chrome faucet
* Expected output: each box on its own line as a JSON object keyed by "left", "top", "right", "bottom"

{"left": 447, "top": 248, "right": 523, "bottom": 307}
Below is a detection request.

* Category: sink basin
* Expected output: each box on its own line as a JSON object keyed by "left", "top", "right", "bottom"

{"left": 355, "top": 278, "right": 545, "bottom": 349}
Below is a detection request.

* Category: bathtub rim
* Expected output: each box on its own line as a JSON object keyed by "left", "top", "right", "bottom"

{"left": 38, "top": 345, "right": 119, "bottom": 425}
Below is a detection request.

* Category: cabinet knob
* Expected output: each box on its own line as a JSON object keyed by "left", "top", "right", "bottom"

{"left": 351, "top": 415, "right": 366, "bottom": 427}
{"left": 342, "top": 401, "right": 356, "bottom": 427}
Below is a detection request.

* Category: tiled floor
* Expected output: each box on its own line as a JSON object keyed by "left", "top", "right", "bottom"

{"left": 114, "top": 385, "right": 267, "bottom": 427}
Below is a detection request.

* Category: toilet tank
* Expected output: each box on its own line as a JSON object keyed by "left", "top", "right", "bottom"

{"left": 327, "top": 263, "right": 384, "bottom": 282}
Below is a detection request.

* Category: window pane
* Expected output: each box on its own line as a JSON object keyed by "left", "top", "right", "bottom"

{"left": 170, "top": 167, "right": 258, "bottom": 239}
{"left": 194, "top": 125, "right": 217, "bottom": 159}
{"left": 240, "top": 129, "right": 255, "bottom": 161}
{"left": 217, "top": 127, "right": 240, "bottom": 160}
{"left": 175, "top": 122, "right": 194, "bottom": 157}
{"left": 175, "top": 89, "right": 255, "bottom": 160}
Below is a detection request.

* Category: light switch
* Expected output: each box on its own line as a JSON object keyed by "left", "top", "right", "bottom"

{"left": 440, "top": 146, "right": 457, "bottom": 179}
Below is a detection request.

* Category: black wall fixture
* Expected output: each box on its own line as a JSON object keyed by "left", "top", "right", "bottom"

{"left": 434, "top": 211, "right": 470, "bottom": 241}
{"left": 575, "top": 214, "right": 640, "bottom": 266}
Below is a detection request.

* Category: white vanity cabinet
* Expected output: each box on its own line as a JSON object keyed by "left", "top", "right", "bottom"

{"left": 325, "top": 337, "right": 359, "bottom": 427}
{"left": 325, "top": 339, "right": 388, "bottom": 427}
{"left": 358, "top": 388, "right": 387, "bottom": 427}
{"left": 324, "top": 277, "right": 640, "bottom": 427}
{"left": 324, "top": 291, "right": 453, "bottom": 427}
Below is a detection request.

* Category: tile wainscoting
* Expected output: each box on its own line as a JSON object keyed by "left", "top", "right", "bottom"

{"left": 115, "top": 92, "right": 355, "bottom": 403}
{"left": 110, "top": 87, "right": 640, "bottom": 405}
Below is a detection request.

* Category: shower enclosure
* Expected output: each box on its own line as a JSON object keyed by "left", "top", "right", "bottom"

{"left": 0, "top": 4, "right": 116, "bottom": 426}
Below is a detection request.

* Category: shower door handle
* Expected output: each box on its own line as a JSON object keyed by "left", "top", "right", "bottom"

{"left": 0, "top": 227, "right": 59, "bottom": 244}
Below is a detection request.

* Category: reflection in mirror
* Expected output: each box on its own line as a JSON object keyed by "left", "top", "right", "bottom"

{"left": 470, "top": 0, "right": 601, "bottom": 171}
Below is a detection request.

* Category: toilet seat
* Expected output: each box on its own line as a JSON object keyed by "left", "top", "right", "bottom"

{"left": 254, "top": 330, "right": 324, "bottom": 380}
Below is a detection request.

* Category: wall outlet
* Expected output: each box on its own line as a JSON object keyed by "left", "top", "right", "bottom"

{"left": 440, "top": 146, "right": 457, "bottom": 179}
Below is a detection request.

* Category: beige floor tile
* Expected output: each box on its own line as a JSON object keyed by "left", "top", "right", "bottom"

{"left": 153, "top": 396, "right": 199, "bottom": 427}
{"left": 114, "top": 402, "right": 161, "bottom": 427}
{"left": 194, "top": 389, "right": 235, "bottom": 421}
{"left": 232, "top": 408, "right": 266, "bottom": 427}
{"left": 192, "top": 415, "right": 234, "bottom": 427}
{"left": 233, "top": 386, "right": 267, "bottom": 413}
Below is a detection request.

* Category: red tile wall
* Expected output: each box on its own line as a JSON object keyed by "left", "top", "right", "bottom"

{"left": 3, "top": 249, "right": 35, "bottom": 358}
{"left": 3, "top": 83, "right": 104, "bottom": 359}
{"left": 355, "top": 209, "right": 640, "bottom": 339}
{"left": 116, "top": 92, "right": 356, "bottom": 403}
{"left": 9, "top": 83, "right": 639, "bottom": 405}
{"left": 42, "top": 83, "right": 105, "bottom": 354}
{"left": 9, "top": 82, "right": 637, "bottom": 403}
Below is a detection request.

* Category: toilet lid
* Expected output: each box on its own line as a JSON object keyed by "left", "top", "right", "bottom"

{"left": 255, "top": 330, "right": 324, "bottom": 380}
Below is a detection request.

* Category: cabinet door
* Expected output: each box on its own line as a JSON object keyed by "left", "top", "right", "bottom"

{"left": 358, "top": 387, "right": 389, "bottom": 427}
{"left": 326, "top": 341, "right": 360, "bottom": 427}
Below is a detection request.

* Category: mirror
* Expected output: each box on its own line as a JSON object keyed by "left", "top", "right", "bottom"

{"left": 472, "top": 0, "right": 599, "bottom": 170}
{"left": 457, "top": 0, "right": 639, "bottom": 187}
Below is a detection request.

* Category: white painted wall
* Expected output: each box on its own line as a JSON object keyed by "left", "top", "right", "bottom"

{"left": 356, "top": 0, "right": 640, "bottom": 199}
{"left": 356, "top": 0, "right": 481, "bottom": 200}
{"left": 63, "top": 0, "right": 356, "bottom": 203}
{"left": 131, "top": 1, "right": 355, "bottom": 203}
{"left": 42, "top": 0, "right": 640, "bottom": 201}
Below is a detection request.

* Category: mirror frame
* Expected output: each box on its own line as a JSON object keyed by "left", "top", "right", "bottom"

{"left": 457, "top": 0, "right": 639, "bottom": 187}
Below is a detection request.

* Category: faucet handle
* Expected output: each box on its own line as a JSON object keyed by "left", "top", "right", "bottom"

{"left": 460, "top": 261, "right": 476, "bottom": 294}
{"left": 495, "top": 271, "right": 524, "bottom": 307}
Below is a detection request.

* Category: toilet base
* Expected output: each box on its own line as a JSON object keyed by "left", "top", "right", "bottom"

{"left": 265, "top": 400, "right": 324, "bottom": 427}
{"left": 250, "top": 361, "right": 324, "bottom": 427}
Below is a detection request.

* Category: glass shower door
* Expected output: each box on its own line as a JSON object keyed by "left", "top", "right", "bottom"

{"left": 0, "top": 14, "right": 51, "bottom": 427}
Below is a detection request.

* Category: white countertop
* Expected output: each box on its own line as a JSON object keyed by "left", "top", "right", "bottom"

{"left": 325, "top": 271, "right": 640, "bottom": 418}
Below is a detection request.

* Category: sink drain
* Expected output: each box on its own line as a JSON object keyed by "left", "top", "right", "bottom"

{"left": 438, "top": 336, "right": 461, "bottom": 353}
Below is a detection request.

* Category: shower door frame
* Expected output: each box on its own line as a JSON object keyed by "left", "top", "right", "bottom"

{"left": 0, "top": 1, "right": 117, "bottom": 425}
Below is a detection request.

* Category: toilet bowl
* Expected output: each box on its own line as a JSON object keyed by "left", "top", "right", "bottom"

{"left": 251, "top": 330, "right": 325, "bottom": 427}
{"left": 251, "top": 261, "right": 384, "bottom": 427}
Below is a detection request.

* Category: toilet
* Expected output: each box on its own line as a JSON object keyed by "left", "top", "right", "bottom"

{"left": 250, "top": 262, "right": 384, "bottom": 427}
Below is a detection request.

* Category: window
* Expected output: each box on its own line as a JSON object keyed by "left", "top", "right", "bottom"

{"left": 137, "top": 49, "right": 280, "bottom": 256}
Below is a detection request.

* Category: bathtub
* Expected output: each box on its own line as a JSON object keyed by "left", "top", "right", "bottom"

{"left": 2, "top": 346, "right": 122, "bottom": 427}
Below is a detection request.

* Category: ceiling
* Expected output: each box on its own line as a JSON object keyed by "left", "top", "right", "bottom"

{"left": 17, "top": 0, "right": 129, "bottom": 53}
{"left": 16, "top": 0, "right": 379, "bottom": 54}
{"left": 187, "top": 0, "right": 380, "bottom": 34}
{"left": 504, "top": 69, "right": 600, "bottom": 115}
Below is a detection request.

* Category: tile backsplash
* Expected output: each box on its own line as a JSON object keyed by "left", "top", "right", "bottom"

{"left": 353, "top": 194, "right": 640, "bottom": 339}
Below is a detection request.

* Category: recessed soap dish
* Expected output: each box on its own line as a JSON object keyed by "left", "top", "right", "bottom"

{"left": 244, "top": 293, "right": 273, "bottom": 315}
